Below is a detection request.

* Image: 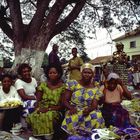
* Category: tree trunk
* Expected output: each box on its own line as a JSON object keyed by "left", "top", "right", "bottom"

{"left": 12, "top": 48, "right": 45, "bottom": 81}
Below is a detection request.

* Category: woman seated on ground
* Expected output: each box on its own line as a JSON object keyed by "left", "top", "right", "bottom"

{"left": 26, "top": 64, "right": 65, "bottom": 140}
{"left": 100, "top": 72, "right": 132, "bottom": 128}
{"left": 61, "top": 63, "right": 105, "bottom": 136}
{"left": 0, "top": 74, "right": 22, "bottom": 131}
{"left": 14, "top": 63, "right": 37, "bottom": 118}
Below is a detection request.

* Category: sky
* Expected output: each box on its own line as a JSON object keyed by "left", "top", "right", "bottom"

{"left": 84, "top": 28, "right": 124, "bottom": 59}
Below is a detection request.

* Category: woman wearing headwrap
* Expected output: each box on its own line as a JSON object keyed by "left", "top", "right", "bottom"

{"left": 61, "top": 63, "right": 105, "bottom": 136}
{"left": 112, "top": 43, "right": 128, "bottom": 85}
{"left": 100, "top": 72, "right": 132, "bottom": 128}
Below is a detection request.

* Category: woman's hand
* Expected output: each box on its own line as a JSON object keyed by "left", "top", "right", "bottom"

{"left": 83, "top": 108, "right": 92, "bottom": 116}
{"left": 37, "top": 107, "right": 48, "bottom": 113}
{"left": 116, "top": 78, "right": 123, "bottom": 86}
{"left": 68, "top": 107, "right": 77, "bottom": 115}
{"left": 117, "top": 78, "right": 132, "bottom": 100}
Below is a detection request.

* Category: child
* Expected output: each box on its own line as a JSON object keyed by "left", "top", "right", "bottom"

{"left": 0, "top": 74, "right": 22, "bottom": 131}
{"left": 100, "top": 72, "right": 132, "bottom": 128}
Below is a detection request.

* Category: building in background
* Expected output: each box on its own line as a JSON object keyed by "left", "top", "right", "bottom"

{"left": 113, "top": 27, "right": 140, "bottom": 61}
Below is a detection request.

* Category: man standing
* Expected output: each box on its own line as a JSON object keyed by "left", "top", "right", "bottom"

{"left": 68, "top": 47, "right": 83, "bottom": 81}
{"left": 48, "top": 44, "right": 61, "bottom": 65}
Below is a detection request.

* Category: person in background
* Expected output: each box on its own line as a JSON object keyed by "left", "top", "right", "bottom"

{"left": 100, "top": 72, "right": 132, "bottom": 128}
{"left": 126, "top": 56, "right": 132, "bottom": 69}
{"left": 100, "top": 63, "right": 110, "bottom": 85}
{"left": 112, "top": 43, "right": 128, "bottom": 64}
{"left": 132, "top": 59, "right": 140, "bottom": 89}
{"left": 61, "top": 63, "right": 105, "bottom": 136}
{"left": 0, "top": 74, "right": 22, "bottom": 131}
{"left": 48, "top": 44, "right": 61, "bottom": 65}
{"left": 14, "top": 63, "right": 37, "bottom": 127}
{"left": 112, "top": 43, "right": 128, "bottom": 85}
{"left": 26, "top": 64, "right": 65, "bottom": 140}
{"left": 68, "top": 47, "right": 83, "bottom": 81}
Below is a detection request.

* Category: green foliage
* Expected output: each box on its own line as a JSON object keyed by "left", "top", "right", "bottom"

{"left": 132, "top": 0, "right": 140, "bottom": 5}
{"left": 42, "top": 53, "right": 48, "bottom": 67}
{"left": 3, "top": 57, "right": 13, "bottom": 68}
{"left": 80, "top": 49, "right": 91, "bottom": 63}
{"left": 53, "top": 22, "right": 87, "bottom": 60}
{"left": 0, "top": 0, "right": 140, "bottom": 62}
{"left": 0, "top": 38, "right": 14, "bottom": 68}
{"left": 53, "top": 0, "right": 140, "bottom": 59}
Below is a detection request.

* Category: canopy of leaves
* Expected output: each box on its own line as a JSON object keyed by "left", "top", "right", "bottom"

{"left": 0, "top": 31, "right": 14, "bottom": 67}
{"left": 0, "top": 0, "right": 140, "bottom": 61}
{"left": 49, "top": 0, "right": 140, "bottom": 59}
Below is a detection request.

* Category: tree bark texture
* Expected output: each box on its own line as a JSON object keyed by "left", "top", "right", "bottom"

{"left": 13, "top": 48, "right": 45, "bottom": 81}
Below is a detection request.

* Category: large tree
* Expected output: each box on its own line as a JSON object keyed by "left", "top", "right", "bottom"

{"left": 0, "top": 0, "right": 140, "bottom": 77}
{"left": 0, "top": 0, "right": 87, "bottom": 77}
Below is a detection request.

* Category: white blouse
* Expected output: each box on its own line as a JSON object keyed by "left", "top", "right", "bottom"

{"left": 14, "top": 77, "right": 37, "bottom": 96}
{"left": 0, "top": 85, "right": 21, "bottom": 101}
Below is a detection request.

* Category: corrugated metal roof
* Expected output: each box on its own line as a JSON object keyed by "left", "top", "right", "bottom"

{"left": 90, "top": 55, "right": 112, "bottom": 65}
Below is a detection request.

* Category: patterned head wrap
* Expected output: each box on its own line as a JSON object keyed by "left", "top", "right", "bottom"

{"left": 80, "top": 63, "right": 95, "bottom": 72}
{"left": 107, "top": 72, "right": 120, "bottom": 81}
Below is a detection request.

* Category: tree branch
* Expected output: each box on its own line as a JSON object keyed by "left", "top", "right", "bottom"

{"left": 51, "top": 0, "right": 86, "bottom": 38}
{"left": 127, "top": 0, "right": 140, "bottom": 24}
{"left": 0, "top": 20, "right": 13, "bottom": 40}
{"left": 29, "top": 0, "right": 37, "bottom": 7}
{"left": 32, "top": 0, "right": 68, "bottom": 50}
{"left": 27, "top": 0, "right": 51, "bottom": 40}
{"left": 0, "top": 5, "right": 13, "bottom": 40}
{"left": 67, "top": 0, "right": 79, "bottom": 4}
{"left": 7, "top": 0, "right": 24, "bottom": 42}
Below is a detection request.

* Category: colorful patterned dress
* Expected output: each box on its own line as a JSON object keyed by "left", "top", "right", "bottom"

{"left": 61, "top": 80, "right": 105, "bottom": 135}
{"left": 26, "top": 82, "right": 65, "bottom": 136}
